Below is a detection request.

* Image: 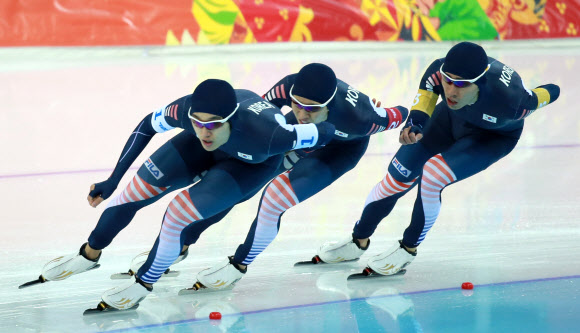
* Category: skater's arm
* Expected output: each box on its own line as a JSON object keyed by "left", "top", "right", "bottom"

{"left": 88, "top": 96, "right": 187, "bottom": 207}
{"left": 87, "top": 95, "right": 193, "bottom": 207}
{"left": 263, "top": 75, "right": 295, "bottom": 108}
{"left": 88, "top": 114, "right": 159, "bottom": 207}
{"left": 373, "top": 99, "right": 409, "bottom": 132}
{"left": 514, "top": 83, "right": 560, "bottom": 120}
{"left": 267, "top": 120, "right": 336, "bottom": 155}
{"left": 399, "top": 59, "right": 443, "bottom": 145}
{"left": 358, "top": 95, "right": 409, "bottom": 135}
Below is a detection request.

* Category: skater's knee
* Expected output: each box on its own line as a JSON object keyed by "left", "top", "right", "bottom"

{"left": 264, "top": 173, "right": 299, "bottom": 210}
{"left": 421, "top": 154, "right": 457, "bottom": 188}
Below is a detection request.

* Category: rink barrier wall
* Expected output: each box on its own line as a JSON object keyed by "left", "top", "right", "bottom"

{"left": 1, "top": 0, "right": 579, "bottom": 46}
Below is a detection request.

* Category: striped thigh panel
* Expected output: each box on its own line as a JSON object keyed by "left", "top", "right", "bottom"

{"left": 140, "top": 190, "right": 202, "bottom": 283}
{"left": 418, "top": 154, "right": 457, "bottom": 243}
{"left": 242, "top": 172, "right": 299, "bottom": 265}
{"left": 106, "top": 174, "right": 168, "bottom": 209}
{"left": 364, "top": 171, "right": 416, "bottom": 207}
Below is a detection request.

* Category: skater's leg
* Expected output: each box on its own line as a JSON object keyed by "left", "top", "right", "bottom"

{"left": 118, "top": 163, "right": 277, "bottom": 279}
{"left": 87, "top": 132, "right": 214, "bottom": 253}
{"left": 316, "top": 105, "right": 455, "bottom": 265}
{"left": 36, "top": 133, "right": 214, "bottom": 283}
{"left": 365, "top": 133, "right": 518, "bottom": 276}
{"left": 234, "top": 138, "right": 370, "bottom": 266}
{"left": 180, "top": 187, "right": 259, "bottom": 248}
{"left": 352, "top": 143, "right": 432, "bottom": 244}
{"left": 353, "top": 102, "right": 456, "bottom": 246}
{"left": 401, "top": 133, "right": 519, "bottom": 248}
{"left": 311, "top": 142, "right": 431, "bottom": 264}
{"left": 137, "top": 156, "right": 282, "bottom": 285}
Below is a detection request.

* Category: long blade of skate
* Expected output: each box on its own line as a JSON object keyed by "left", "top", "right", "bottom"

{"left": 109, "top": 272, "right": 133, "bottom": 280}
{"left": 347, "top": 269, "right": 406, "bottom": 281}
{"left": 83, "top": 302, "right": 140, "bottom": 316}
{"left": 19, "top": 264, "right": 101, "bottom": 289}
{"left": 18, "top": 275, "right": 47, "bottom": 289}
{"left": 294, "top": 255, "right": 359, "bottom": 266}
{"left": 178, "top": 282, "right": 234, "bottom": 296}
{"left": 110, "top": 269, "right": 180, "bottom": 280}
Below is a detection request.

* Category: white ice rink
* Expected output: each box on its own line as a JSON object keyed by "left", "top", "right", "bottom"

{"left": 1, "top": 40, "right": 579, "bottom": 332}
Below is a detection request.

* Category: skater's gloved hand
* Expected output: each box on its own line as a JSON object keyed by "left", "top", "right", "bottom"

{"left": 399, "top": 124, "right": 423, "bottom": 145}
{"left": 399, "top": 111, "right": 428, "bottom": 145}
{"left": 87, "top": 179, "right": 118, "bottom": 207}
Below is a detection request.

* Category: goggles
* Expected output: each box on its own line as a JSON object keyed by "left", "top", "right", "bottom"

{"left": 188, "top": 103, "right": 240, "bottom": 130}
{"left": 440, "top": 64, "right": 490, "bottom": 88}
{"left": 289, "top": 85, "right": 337, "bottom": 112}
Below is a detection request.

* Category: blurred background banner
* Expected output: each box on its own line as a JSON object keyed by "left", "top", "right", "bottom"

{"left": 0, "top": 0, "right": 578, "bottom": 46}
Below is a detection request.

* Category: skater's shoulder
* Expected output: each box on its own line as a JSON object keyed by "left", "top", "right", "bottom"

{"left": 479, "top": 59, "right": 527, "bottom": 111}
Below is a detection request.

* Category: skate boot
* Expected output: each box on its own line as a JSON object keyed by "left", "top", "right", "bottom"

{"left": 179, "top": 256, "right": 245, "bottom": 295}
{"left": 111, "top": 248, "right": 188, "bottom": 279}
{"left": 315, "top": 234, "right": 369, "bottom": 264}
{"left": 41, "top": 243, "right": 101, "bottom": 281}
{"left": 85, "top": 278, "right": 152, "bottom": 314}
{"left": 19, "top": 243, "right": 101, "bottom": 288}
{"left": 367, "top": 240, "right": 416, "bottom": 276}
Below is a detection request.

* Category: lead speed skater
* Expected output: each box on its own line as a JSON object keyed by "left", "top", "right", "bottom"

{"left": 313, "top": 42, "right": 560, "bottom": 278}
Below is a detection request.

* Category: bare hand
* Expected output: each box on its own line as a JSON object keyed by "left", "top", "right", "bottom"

{"left": 372, "top": 98, "right": 382, "bottom": 108}
{"left": 399, "top": 127, "right": 423, "bottom": 145}
{"left": 87, "top": 184, "right": 105, "bottom": 208}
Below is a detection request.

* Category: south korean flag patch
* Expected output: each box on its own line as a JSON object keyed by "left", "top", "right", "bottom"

{"left": 237, "top": 152, "right": 253, "bottom": 161}
{"left": 482, "top": 114, "right": 497, "bottom": 123}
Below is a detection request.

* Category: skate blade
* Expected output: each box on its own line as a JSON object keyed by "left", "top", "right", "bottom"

{"left": 347, "top": 268, "right": 406, "bottom": 281}
{"left": 83, "top": 302, "right": 140, "bottom": 316}
{"left": 111, "top": 268, "right": 179, "bottom": 280}
{"left": 178, "top": 282, "right": 234, "bottom": 296}
{"left": 110, "top": 272, "right": 133, "bottom": 280}
{"left": 19, "top": 264, "right": 101, "bottom": 289}
{"left": 294, "top": 255, "right": 359, "bottom": 266}
{"left": 18, "top": 275, "right": 47, "bottom": 289}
